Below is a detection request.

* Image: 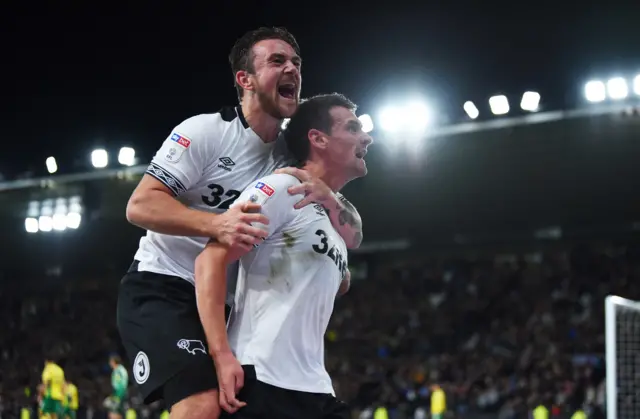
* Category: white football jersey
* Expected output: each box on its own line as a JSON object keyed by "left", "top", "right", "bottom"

{"left": 133, "top": 107, "right": 291, "bottom": 290}
{"left": 227, "top": 173, "right": 348, "bottom": 395}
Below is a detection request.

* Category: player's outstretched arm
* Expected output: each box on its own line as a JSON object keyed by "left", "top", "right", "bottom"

{"left": 127, "top": 177, "right": 269, "bottom": 250}
{"left": 195, "top": 241, "right": 240, "bottom": 356}
{"left": 194, "top": 241, "right": 246, "bottom": 413}
{"left": 127, "top": 175, "right": 218, "bottom": 237}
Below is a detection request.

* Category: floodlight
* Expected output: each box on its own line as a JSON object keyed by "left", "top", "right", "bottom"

{"left": 489, "top": 95, "right": 509, "bottom": 115}
{"left": 91, "top": 149, "right": 108, "bottom": 168}
{"left": 585, "top": 80, "right": 606, "bottom": 102}
{"left": 358, "top": 114, "right": 374, "bottom": 133}
{"left": 118, "top": 147, "right": 136, "bottom": 166}
{"left": 607, "top": 77, "right": 628, "bottom": 100}
{"left": 38, "top": 216, "right": 53, "bottom": 232}
{"left": 25, "top": 217, "right": 38, "bottom": 233}
{"left": 520, "top": 91, "right": 541, "bottom": 112}
{"left": 46, "top": 156, "right": 57, "bottom": 174}
{"left": 463, "top": 101, "right": 479, "bottom": 119}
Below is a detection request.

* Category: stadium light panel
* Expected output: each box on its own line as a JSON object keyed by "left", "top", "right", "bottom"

{"left": 463, "top": 101, "right": 479, "bottom": 119}
{"left": 584, "top": 80, "right": 606, "bottom": 102}
{"left": 66, "top": 212, "right": 81, "bottom": 229}
{"left": 25, "top": 217, "right": 38, "bottom": 233}
{"left": 633, "top": 75, "right": 640, "bottom": 95}
{"left": 118, "top": 147, "right": 136, "bottom": 166}
{"left": 358, "top": 114, "right": 374, "bottom": 133}
{"left": 91, "top": 149, "right": 108, "bottom": 168}
{"left": 46, "top": 156, "right": 58, "bottom": 174}
{"left": 379, "top": 101, "right": 431, "bottom": 135}
{"left": 520, "top": 91, "right": 541, "bottom": 112}
{"left": 38, "top": 216, "right": 53, "bottom": 232}
{"left": 607, "top": 77, "right": 629, "bottom": 100}
{"left": 52, "top": 213, "right": 67, "bottom": 231}
{"left": 489, "top": 95, "right": 509, "bottom": 115}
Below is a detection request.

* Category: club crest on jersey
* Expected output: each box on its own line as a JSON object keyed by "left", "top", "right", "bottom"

{"left": 164, "top": 132, "right": 191, "bottom": 163}
{"left": 255, "top": 181, "right": 275, "bottom": 197}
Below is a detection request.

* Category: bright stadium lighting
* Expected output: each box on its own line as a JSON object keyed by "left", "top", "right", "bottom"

{"left": 46, "top": 156, "right": 58, "bottom": 174}
{"left": 52, "top": 213, "right": 67, "bottom": 231}
{"left": 66, "top": 212, "right": 81, "bottom": 229}
{"left": 607, "top": 77, "right": 629, "bottom": 100}
{"left": 463, "top": 101, "right": 479, "bottom": 119}
{"left": 489, "top": 95, "right": 509, "bottom": 115}
{"left": 585, "top": 80, "right": 606, "bottom": 102}
{"left": 379, "top": 101, "right": 431, "bottom": 135}
{"left": 118, "top": 147, "right": 136, "bottom": 166}
{"left": 358, "top": 114, "right": 374, "bottom": 133}
{"left": 38, "top": 216, "right": 53, "bottom": 232}
{"left": 25, "top": 217, "right": 38, "bottom": 233}
{"left": 520, "top": 91, "right": 541, "bottom": 112}
{"left": 91, "top": 149, "right": 108, "bottom": 168}
{"left": 633, "top": 75, "right": 640, "bottom": 96}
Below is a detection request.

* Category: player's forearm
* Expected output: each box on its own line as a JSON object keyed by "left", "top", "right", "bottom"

{"left": 127, "top": 189, "right": 215, "bottom": 237}
{"left": 195, "top": 243, "right": 232, "bottom": 356}
{"left": 325, "top": 194, "right": 363, "bottom": 249}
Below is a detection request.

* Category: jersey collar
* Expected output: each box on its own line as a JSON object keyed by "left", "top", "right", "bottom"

{"left": 235, "top": 106, "right": 250, "bottom": 129}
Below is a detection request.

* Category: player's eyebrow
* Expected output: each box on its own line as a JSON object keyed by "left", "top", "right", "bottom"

{"left": 269, "top": 52, "right": 302, "bottom": 66}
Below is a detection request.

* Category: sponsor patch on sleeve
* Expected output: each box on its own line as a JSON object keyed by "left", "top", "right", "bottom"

{"left": 255, "top": 181, "right": 275, "bottom": 197}
{"left": 163, "top": 132, "right": 192, "bottom": 163}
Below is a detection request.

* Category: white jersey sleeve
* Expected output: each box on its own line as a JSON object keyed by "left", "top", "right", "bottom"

{"left": 232, "top": 173, "right": 301, "bottom": 239}
{"left": 145, "top": 115, "right": 219, "bottom": 196}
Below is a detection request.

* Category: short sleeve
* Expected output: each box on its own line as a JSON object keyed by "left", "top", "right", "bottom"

{"left": 232, "top": 174, "right": 301, "bottom": 239}
{"left": 145, "top": 114, "right": 220, "bottom": 196}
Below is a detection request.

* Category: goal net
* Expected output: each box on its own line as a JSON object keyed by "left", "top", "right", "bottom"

{"left": 606, "top": 295, "right": 640, "bottom": 419}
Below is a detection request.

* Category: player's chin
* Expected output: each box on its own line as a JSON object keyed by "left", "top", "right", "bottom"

{"left": 276, "top": 96, "right": 298, "bottom": 117}
{"left": 352, "top": 159, "right": 368, "bottom": 177}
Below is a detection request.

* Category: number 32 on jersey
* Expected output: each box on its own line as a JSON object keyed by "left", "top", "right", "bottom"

{"left": 201, "top": 183, "right": 241, "bottom": 209}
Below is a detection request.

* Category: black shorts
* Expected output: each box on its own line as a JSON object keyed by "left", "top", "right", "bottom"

{"left": 222, "top": 365, "right": 349, "bottom": 419}
{"left": 117, "top": 261, "right": 230, "bottom": 408}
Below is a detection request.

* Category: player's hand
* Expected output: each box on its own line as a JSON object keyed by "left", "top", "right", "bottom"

{"left": 214, "top": 352, "right": 247, "bottom": 413}
{"left": 213, "top": 202, "right": 269, "bottom": 253}
{"left": 275, "top": 167, "right": 334, "bottom": 209}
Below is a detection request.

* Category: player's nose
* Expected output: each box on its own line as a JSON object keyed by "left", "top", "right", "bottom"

{"left": 361, "top": 133, "right": 373, "bottom": 147}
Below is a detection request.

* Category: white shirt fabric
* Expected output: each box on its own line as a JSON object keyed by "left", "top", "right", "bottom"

{"left": 227, "top": 173, "right": 348, "bottom": 395}
{"left": 133, "top": 107, "right": 291, "bottom": 297}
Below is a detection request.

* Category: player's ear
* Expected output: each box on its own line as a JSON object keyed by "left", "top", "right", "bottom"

{"left": 308, "top": 129, "right": 328, "bottom": 150}
{"left": 235, "top": 70, "right": 253, "bottom": 93}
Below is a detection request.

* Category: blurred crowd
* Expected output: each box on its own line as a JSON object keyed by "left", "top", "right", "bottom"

{"left": 1, "top": 241, "right": 639, "bottom": 419}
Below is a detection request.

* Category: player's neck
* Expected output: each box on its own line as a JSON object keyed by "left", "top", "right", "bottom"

{"left": 240, "top": 99, "right": 281, "bottom": 144}
{"left": 302, "top": 161, "right": 347, "bottom": 193}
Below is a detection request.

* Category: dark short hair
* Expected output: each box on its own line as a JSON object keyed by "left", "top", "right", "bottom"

{"left": 229, "top": 27, "right": 301, "bottom": 100}
{"left": 283, "top": 93, "right": 357, "bottom": 164}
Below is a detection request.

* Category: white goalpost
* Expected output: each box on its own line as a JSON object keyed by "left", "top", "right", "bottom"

{"left": 605, "top": 295, "right": 640, "bottom": 419}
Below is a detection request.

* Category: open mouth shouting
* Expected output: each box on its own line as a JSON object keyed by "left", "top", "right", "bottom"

{"left": 277, "top": 83, "right": 297, "bottom": 100}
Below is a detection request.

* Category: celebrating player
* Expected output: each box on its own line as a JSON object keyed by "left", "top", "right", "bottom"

{"left": 40, "top": 358, "right": 66, "bottom": 419}
{"left": 195, "top": 93, "right": 372, "bottom": 418}
{"left": 117, "top": 27, "right": 363, "bottom": 419}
